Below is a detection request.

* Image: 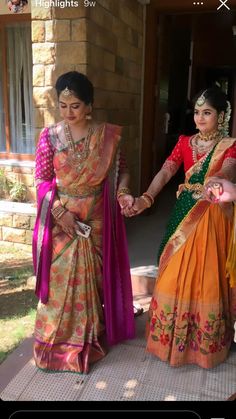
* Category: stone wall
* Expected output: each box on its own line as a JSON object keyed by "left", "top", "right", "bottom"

{"left": 0, "top": 201, "right": 36, "bottom": 251}
{"left": 32, "top": 0, "right": 144, "bottom": 194}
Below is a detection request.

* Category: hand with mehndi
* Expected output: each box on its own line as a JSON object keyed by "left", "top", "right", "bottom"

{"left": 204, "top": 177, "right": 236, "bottom": 203}
{"left": 52, "top": 207, "right": 77, "bottom": 239}
{"left": 118, "top": 193, "right": 134, "bottom": 216}
{"left": 124, "top": 196, "right": 149, "bottom": 217}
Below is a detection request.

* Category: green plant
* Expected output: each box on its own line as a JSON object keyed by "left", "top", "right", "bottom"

{"left": 0, "top": 168, "right": 13, "bottom": 199}
{"left": 9, "top": 182, "right": 27, "bottom": 202}
{"left": 0, "top": 168, "right": 28, "bottom": 202}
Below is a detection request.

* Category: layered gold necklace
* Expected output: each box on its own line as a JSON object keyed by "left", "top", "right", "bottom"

{"left": 64, "top": 122, "right": 94, "bottom": 171}
{"left": 191, "top": 130, "right": 222, "bottom": 173}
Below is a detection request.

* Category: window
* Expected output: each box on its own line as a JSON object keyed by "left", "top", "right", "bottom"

{"left": 0, "top": 19, "right": 34, "bottom": 157}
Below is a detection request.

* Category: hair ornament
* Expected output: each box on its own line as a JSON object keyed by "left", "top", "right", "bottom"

{"left": 196, "top": 90, "right": 207, "bottom": 107}
{"left": 61, "top": 87, "right": 74, "bottom": 97}
{"left": 219, "top": 100, "right": 231, "bottom": 137}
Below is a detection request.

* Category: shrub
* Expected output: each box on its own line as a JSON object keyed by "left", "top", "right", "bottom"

{"left": 0, "top": 168, "right": 27, "bottom": 202}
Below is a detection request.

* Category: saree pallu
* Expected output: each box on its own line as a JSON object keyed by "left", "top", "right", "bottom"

{"left": 33, "top": 122, "right": 135, "bottom": 374}
{"left": 146, "top": 139, "right": 236, "bottom": 369}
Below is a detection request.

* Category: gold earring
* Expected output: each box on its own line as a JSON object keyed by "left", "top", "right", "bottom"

{"left": 218, "top": 114, "right": 224, "bottom": 124}
{"left": 85, "top": 105, "right": 92, "bottom": 120}
{"left": 218, "top": 114, "right": 224, "bottom": 130}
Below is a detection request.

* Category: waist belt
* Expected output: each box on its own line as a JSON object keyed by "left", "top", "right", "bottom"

{"left": 178, "top": 182, "right": 204, "bottom": 200}
{"left": 58, "top": 184, "right": 102, "bottom": 198}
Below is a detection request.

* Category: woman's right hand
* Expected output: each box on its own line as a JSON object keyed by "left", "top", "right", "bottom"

{"left": 55, "top": 210, "right": 77, "bottom": 238}
{"left": 124, "top": 196, "right": 150, "bottom": 217}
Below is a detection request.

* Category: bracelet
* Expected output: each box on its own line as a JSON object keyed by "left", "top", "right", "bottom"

{"left": 142, "top": 192, "right": 154, "bottom": 206}
{"left": 51, "top": 204, "right": 67, "bottom": 220}
{"left": 117, "top": 187, "right": 131, "bottom": 199}
{"left": 140, "top": 195, "right": 152, "bottom": 208}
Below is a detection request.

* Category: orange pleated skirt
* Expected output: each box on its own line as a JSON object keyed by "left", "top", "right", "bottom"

{"left": 146, "top": 204, "right": 236, "bottom": 369}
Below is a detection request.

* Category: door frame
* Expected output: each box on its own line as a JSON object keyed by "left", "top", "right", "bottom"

{"left": 141, "top": 0, "right": 236, "bottom": 192}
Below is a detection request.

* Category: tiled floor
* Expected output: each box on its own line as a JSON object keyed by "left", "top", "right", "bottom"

{"left": 1, "top": 310, "right": 236, "bottom": 402}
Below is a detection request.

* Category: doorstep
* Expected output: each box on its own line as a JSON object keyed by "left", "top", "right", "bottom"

{"left": 131, "top": 265, "right": 157, "bottom": 296}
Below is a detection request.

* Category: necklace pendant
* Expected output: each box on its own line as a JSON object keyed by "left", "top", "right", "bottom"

{"left": 192, "top": 191, "right": 202, "bottom": 200}
{"left": 193, "top": 164, "right": 201, "bottom": 174}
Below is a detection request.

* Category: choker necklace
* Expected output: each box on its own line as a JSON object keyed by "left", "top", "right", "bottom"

{"left": 198, "top": 130, "right": 220, "bottom": 142}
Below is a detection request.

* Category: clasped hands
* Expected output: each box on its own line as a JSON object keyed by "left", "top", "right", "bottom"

{"left": 117, "top": 193, "right": 151, "bottom": 217}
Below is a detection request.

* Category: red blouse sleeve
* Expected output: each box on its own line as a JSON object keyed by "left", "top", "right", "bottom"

{"left": 165, "top": 135, "right": 185, "bottom": 167}
{"left": 35, "top": 128, "right": 55, "bottom": 181}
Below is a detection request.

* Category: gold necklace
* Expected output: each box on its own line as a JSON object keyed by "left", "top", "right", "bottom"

{"left": 198, "top": 130, "right": 221, "bottom": 142}
{"left": 64, "top": 122, "right": 94, "bottom": 171}
{"left": 191, "top": 131, "right": 222, "bottom": 173}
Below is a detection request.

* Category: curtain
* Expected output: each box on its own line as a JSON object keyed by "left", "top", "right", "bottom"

{"left": 0, "top": 31, "right": 6, "bottom": 152}
{"left": 7, "top": 24, "right": 34, "bottom": 154}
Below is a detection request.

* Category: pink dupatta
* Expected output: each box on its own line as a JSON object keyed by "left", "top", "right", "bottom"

{"left": 32, "top": 177, "right": 56, "bottom": 304}
{"left": 103, "top": 178, "right": 135, "bottom": 345}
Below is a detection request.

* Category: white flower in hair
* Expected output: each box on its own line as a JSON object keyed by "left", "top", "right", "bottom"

{"left": 219, "top": 100, "right": 231, "bottom": 137}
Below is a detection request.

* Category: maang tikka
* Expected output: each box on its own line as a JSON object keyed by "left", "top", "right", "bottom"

{"left": 196, "top": 90, "right": 207, "bottom": 106}
{"left": 61, "top": 87, "right": 73, "bottom": 97}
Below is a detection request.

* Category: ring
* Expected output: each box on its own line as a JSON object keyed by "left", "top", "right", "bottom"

{"left": 213, "top": 182, "right": 220, "bottom": 189}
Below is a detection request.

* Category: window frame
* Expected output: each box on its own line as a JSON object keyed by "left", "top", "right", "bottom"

{"left": 0, "top": 13, "right": 34, "bottom": 161}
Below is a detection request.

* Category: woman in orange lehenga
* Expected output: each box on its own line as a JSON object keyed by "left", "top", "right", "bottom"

{"left": 127, "top": 86, "right": 236, "bottom": 368}
{"left": 32, "top": 71, "right": 135, "bottom": 374}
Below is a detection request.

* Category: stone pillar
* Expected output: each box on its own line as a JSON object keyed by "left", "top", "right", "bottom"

{"left": 31, "top": 0, "right": 144, "bottom": 194}
{"left": 31, "top": 3, "right": 89, "bottom": 141}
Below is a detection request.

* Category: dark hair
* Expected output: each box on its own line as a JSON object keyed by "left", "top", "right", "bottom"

{"left": 193, "top": 86, "right": 228, "bottom": 114}
{"left": 55, "top": 71, "right": 94, "bottom": 105}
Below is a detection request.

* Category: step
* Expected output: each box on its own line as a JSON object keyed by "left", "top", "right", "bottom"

{"left": 130, "top": 265, "right": 157, "bottom": 296}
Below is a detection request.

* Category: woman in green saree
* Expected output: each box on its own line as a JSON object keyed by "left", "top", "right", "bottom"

{"left": 127, "top": 86, "right": 236, "bottom": 368}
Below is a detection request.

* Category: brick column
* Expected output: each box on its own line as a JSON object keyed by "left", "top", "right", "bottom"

{"left": 31, "top": 4, "right": 89, "bottom": 140}
{"left": 31, "top": 1, "right": 144, "bottom": 194}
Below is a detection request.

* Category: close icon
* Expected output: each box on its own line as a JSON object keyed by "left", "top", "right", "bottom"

{"left": 217, "top": 0, "right": 230, "bottom": 10}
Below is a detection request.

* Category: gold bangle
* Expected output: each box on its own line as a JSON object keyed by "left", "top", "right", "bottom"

{"left": 117, "top": 187, "right": 131, "bottom": 199}
{"left": 51, "top": 204, "right": 67, "bottom": 220}
{"left": 140, "top": 195, "right": 152, "bottom": 208}
{"left": 142, "top": 192, "right": 154, "bottom": 205}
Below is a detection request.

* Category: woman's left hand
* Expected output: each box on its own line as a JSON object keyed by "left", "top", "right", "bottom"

{"left": 204, "top": 176, "right": 236, "bottom": 203}
{"left": 124, "top": 196, "right": 149, "bottom": 217}
{"left": 118, "top": 194, "right": 134, "bottom": 214}
{"left": 204, "top": 177, "right": 223, "bottom": 203}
